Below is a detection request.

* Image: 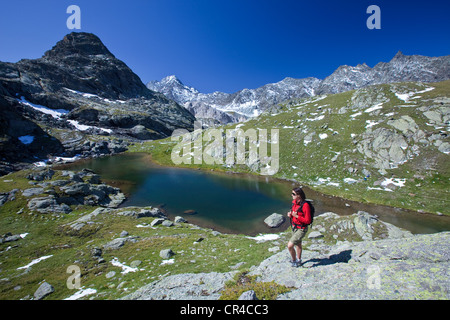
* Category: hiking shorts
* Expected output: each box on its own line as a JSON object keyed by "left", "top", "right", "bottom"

{"left": 289, "top": 227, "right": 308, "bottom": 245}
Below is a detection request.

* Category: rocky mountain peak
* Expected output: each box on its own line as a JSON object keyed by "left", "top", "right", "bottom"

{"left": 43, "top": 32, "right": 113, "bottom": 59}
{"left": 392, "top": 50, "right": 405, "bottom": 60}
{"left": 0, "top": 32, "right": 196, "bottom": 171}
{"left": 162, "top": 75, "right": 181, "bottom": 83}
{"left": 8, "top": 32, "right": 156, "bottom": 101}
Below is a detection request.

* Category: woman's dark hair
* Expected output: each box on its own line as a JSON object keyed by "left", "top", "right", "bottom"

{"left": 292, "top": 187, "right": 306, "bottom": 201}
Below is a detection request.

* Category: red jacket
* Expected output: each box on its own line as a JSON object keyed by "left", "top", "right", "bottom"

{"left": 291, "top": 200, "right": 312, "bottom": 228}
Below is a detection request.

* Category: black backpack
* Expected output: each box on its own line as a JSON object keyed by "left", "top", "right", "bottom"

{"left": 291, "top": 200, "right": 315, "bottom": 230}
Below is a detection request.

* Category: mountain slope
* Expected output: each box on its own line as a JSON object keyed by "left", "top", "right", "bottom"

{"left": 131, "top": 80, "right": 450, "bottom": 215}
{"left": 238, "top": 80, "right": 450, "bottom": 214}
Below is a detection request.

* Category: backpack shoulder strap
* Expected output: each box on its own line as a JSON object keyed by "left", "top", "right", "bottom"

{"left": 296, "top": 201, "right": 306, "bottom": 214}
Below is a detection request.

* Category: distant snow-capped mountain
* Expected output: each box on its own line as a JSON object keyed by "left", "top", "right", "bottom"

{"left": 147, "top": 52, "right": 450, "bottom": 120}
{"left": 147, "top": 75, "right": 201, "bottom": 105}
{"left": 147, "top": 76, "right": 321, "bottom": 120}
{"left": 316, "top": 51, "right": 450, "bottom": 95}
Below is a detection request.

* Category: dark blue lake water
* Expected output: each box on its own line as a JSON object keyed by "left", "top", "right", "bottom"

{"left": 59, "top": 153, "right": 450, "bottom": 235}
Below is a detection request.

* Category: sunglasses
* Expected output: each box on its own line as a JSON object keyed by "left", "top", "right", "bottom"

{"left": 292, "top": 193, "right": 297, "bottom": 196}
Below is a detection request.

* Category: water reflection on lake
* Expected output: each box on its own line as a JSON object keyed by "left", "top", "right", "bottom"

{"left": 57, "top": 153, "right": 450, "bottom": 236}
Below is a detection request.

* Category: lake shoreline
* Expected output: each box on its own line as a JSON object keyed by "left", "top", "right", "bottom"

{"left": 127, "top": 149, "right": 449, "bottom": 218}
{"left": 52, "top": 151, "right": 450, "bottom": 235}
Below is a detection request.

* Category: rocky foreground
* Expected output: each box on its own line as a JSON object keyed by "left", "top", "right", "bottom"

{"left": 1, "top": 166, "right": 448, "bottom": 300}
{"left": 124, "top": 213, "right": 449, "bottom": 300}
{"left": 251, "top": 232, "right": 449, "bottom": 299}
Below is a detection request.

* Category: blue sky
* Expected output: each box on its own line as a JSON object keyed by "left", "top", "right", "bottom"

{"left": 0, "top": 0, "right": 449, "bottom": 93}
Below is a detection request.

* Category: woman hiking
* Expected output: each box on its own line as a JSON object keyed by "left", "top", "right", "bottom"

{"left": 287, "top": 187, "right": 312, "bottom": 267}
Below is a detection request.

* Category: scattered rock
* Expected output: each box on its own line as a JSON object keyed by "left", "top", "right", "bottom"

{"left": 27, "top": 169, "right": 55, "bottom": 182}
{"left": 0, "top": 233, "right": 23, "bottom": 244}
{"left": 353, "top": 211, "right": 378, "bottom": 240}
{"left": 160, "top": 249, "right": 175, "bottom": 259}
{"left": 194, "top": 237, "right": 204, "bottom": 243}
{"left": 60, "top": 182, "right": 90, "bottom": 196}
{"left": 264, "top": 213, "right": 285, "bottom": 228}
{"left": 0, "top": 189, "right": 19, "bottom": 206}
{"left": 162, "top": 220, "right": 174, "bottom": 227}
{"left": 130, "top": 260, "right": 142, "bottom": 268}
{"left": 150, "top": 218, "right": 166, "bottom": 227}
{"left": 22, "top": 188, "right": 44, "bottom": 197}
{"left": 27, "top": 196, "right": 72, "bottom": 214}
{"left": 137, "top": 208, "right": 165, "bottom": 218}
{"left": 356, "top": 127, "right": 410, "bottom": 170}
{"left": 230, "top": 262, "right": 245, "bottom": 270}
{"left": 175, "top": 216, "right": 187, "bottom": 223}
{"left": 238, "top": 290, "right": 258, "bottom": 300}
{"left": 129, "top": 125, "right": 155, "bottom": 140}
{"left": 34, "top": 282, "right": 54, "bottom": 300}
{"left": 308, "top": 231, "right": 324, "bottom": 240}
{"left": 107, "top": 192, "right": 126, "bottom": 208}
{"left": 103, "top": 238, "right": 126, "bottom": 250}
{"left": 103, "top": 236, "right": 139, "bottom": 250}
{"left": 91, "top": 247, "right": 102, "bottom": 258}
{"left": 0, "top": 193, "right": 9, "bottom": 207}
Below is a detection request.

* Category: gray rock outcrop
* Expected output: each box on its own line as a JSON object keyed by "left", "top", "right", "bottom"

{"left": 264, "top": 213, "right": 285, "bottom": 228}
{"left": 64, "top": 206, "right": 166, "bottom": 231}
{"left": 123, "top": 272, "right": 236, "bottom": 300}
{"left": 27, "top": 195, "right": 72, "bottom": 214}
{"left": 123, "top": 213, "right": 448, "bottom": 300}
{"left": 34, "top": 282, "right": 55, "bottom": 300}
{"left": 160, "top": 249, "right": 175, "bottom": 259}
{"left": 24, "top": 168, "right": 128, "bottom": 215}
{"left": 238, "top": 290, "right": 258, "bottom": 300}
{"left": 103, "top": 236, "right": 139, "bottom": 250}
{"left": 251, "top": 232, "right": 450, "bottom": 300}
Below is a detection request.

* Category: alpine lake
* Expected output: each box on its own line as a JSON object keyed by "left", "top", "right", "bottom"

{"left": 56, "top": 152, "right": 450, "bottom": 236}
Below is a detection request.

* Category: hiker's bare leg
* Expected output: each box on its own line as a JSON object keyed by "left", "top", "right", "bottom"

{"left": 295, "top": 242, "right": 302, "bottom": 261}
{"left": 287, "top": 241, "right": 296, "bottom": 261}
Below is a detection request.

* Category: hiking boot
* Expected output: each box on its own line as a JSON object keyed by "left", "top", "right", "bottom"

{"left": 290, "top": 260, "right": 301, "bottom": 267}
{"left": 296, "top": 259, "right": 303, "bottom": 267}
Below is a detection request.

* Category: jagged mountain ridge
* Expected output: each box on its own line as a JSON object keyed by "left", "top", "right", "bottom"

{"left": 147, "top": 52, "right": 450, "bottom": 119}
{"left": 147, "top": 75, "right": 320, "bottom": 120}
{"left": 148, "top": 75, "right": 246, "bottom": 125}
{"left": 317, "top": 51, "right": 450, "bottom": 95}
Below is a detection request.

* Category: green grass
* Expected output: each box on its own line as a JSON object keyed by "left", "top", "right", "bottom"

{"left": 0, "top": 169, "right": 284, "bottom": 300}
{"left": 219, "top": 271, "right": 291, "bottom": 300}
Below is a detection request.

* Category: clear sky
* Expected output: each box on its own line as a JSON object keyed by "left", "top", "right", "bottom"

{"left": 0, "top": 0, "right": 449, "bottom": 93}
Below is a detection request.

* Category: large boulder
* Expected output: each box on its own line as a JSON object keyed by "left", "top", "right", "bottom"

{"left": 160, "top": 249, "right": 175, "bottom": 259}
{"left": 27, "top": 195, "right": 72, "bottom": 214}
{"left": 264, "top": 213, "right": 285, "bottom": 228}
{"left": 353, "top": 211, "right": 378, "bottom": 240}
{"left": 34, "top": 282, "right": 54, "bottom": 300}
